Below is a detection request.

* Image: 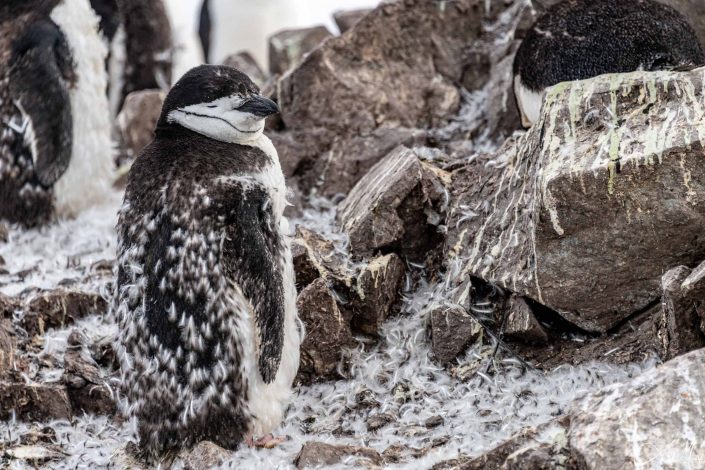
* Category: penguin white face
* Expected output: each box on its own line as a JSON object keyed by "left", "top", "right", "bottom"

{"left": 167, "top": 93, "right": 278, "bottom": 144}
{"left": 160, "top": 65, "right": 278, "bottom": 144}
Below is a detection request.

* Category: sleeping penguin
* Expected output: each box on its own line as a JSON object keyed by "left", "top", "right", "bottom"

{"left": 0, "top": 0, "right": 113, "bottom": 226}
{"left": 514, "top": 0, "right": 705, "bottom": 127}
{"left": 115, "top": 65, "right": 301, "bottom": 458}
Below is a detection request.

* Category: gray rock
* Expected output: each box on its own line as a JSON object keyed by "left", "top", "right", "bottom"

{"left": 181, "top": 441, "right": 231, "bottom": 470}
{"left": 447, "top": 68, "right": 705, "bottom": 333}
{"left": 0, "top": 319, "right": 15, "bottom": 377}
{"left": 222, "top": 51, "right": 267, "bottom": 87}
{"left": 296, "top": 278, "right": 353, "bottom": 383}
{"left": 654, "top": 265, "right": 705, "bottom": 360}
{"left": 61, "top": 330, "right": 115, "bottom": 415}
{"left": 295, "top": 441, "right": 383, "bottom": 469}
{"left": 351, "top": 254, "right": 405, "bottom": 336}
{"left": 430, "top": 305, "right": 482, "bottom": 364}
{"left": 21, "top": 289, "right": 107, "bottom": 337}
{"left": 569, "top": 349, "right": 705, "bottom": 469}
{"left": 504, "top": 296, "right": 548, "bottom": 345}
{"left": 367, "top": 411, "right": 396, "bottom": 431}
{"left": 338, "top": 146, "right": 450, "bottom": 263}
{"left": 292, "top": 227, "right": 352, "bottom": 292}
{"left": 333, "top": 8, "right": 372, "bottom": 33}
{"left": 268, "top": 26, "right": 333, "bottom": 75}
{"left": 3, "top": 445, "right": 67, "bottom": 464}
{"left": 116, "top": 89, "right": 165, "bottom": 161}
{"left": 276, "top": 0, "right": 524, "bottom": 199}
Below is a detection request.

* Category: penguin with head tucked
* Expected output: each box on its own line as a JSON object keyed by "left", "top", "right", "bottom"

{"left": 0, "top": 0, "right": 113, "bottom": 226}
{"left": 115, "top": 64, "right": 301, "bottom": 458}
{"left": 514, "top": 0, "right": 705, "bottom": 127}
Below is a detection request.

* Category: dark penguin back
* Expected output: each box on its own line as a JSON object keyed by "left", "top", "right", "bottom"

{"left": 514, "top": 0, "right": 705, "bottom": 91}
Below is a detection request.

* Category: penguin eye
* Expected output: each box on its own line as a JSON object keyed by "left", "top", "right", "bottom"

{"left": 206, "top": 105, "right": 217, "bottom": 108}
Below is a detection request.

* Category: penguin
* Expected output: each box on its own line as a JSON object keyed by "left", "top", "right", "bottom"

{"left": 0, "top": 0, "right": 113, "bottom": 226}
{"left": 89, "top": 0, "right": 173, "bottom": 117}
{"left": 114, "top": 65, "right": 301, "bottom": 458}
{"left": 513, "top": 0, "right": 705, "bottom": 127}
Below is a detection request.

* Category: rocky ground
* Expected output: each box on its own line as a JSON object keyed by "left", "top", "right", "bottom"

{"left": 2, "top": 0, "right": 705, "bottom": 468}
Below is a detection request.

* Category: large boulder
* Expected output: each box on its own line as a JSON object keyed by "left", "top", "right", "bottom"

{"left": 268, "top": 26, "right": 333, "bottom": 75}
{"left": 116, "top": 89, "right": 165, "bottom": 162}
{"left": 447, "top": 67, "right": 705, "bottom": 332}
{"left": 569, "top": 348, "right": 705, "bottom": 469}
{"left": 333, "top": 9, "right": 372, "bottom": 33}
{"left": 275, "top": 0, "right": 526, "bottom": 198}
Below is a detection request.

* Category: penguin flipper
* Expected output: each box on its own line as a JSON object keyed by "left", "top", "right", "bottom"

{"left": 223, "top": 182, "right": 285, "bottom": 384}
{"left": 9, "top": 19, "right": 74, "bottom": 188}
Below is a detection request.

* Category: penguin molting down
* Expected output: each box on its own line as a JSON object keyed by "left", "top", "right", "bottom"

{"left": 115, "top": 65, "right": 301, "bottom": 457}
{"left": 0, "top": 0, "right": 113, "bottom": 226}
{"left": 513, "top": 0, "right": 705, "bottom": 127}
{"left": 89, "top": 0, "right": 173, "bottom": 117}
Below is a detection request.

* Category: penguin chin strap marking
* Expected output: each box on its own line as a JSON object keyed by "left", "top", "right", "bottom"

{"left": 180, "top": 109, "right": 260, "bottom": 134}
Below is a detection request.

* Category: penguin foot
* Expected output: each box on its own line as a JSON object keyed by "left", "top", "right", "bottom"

{"left": 246, "top": 434, "right": 287, "bottom": 449}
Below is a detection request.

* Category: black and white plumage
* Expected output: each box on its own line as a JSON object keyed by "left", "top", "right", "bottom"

{"left": 89, "top": 0, "right": 173, "bottom": 117}
{"left": 0, "top": 0, "right": 113, "bottom": 226}
{"left": 115, "top": 65, "right": 301, "bottom": 457}
{"left": 513, "top": 0, "right": 705, "bottom": 127}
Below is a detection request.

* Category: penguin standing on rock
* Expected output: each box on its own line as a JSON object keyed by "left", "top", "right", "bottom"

{"left": 115, "top": 65, "right": 301, "bottom": 458}
{"left": 0, "top": 0, "right": 113, "bottom": 226}
{"left": 514, "top": 0, "right": 705, "bottom": 127}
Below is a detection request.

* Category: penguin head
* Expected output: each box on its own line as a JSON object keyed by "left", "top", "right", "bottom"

{"left": 158, "top": 64, "right": 279, "bottom": 143}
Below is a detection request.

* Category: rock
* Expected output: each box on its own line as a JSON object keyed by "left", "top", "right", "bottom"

{"left": 0, "top": 382, "right": 71, "bottom": 421}
{"left": 0, "top": 223, "right": 8, "bottom": 242}
{"left": 366, "top": 411, "right": 396, "bottom": 431}
{"left": 111, "top": 442, "right": 148, "bottom": 470}
{"left": 62, "top": 330, "right": 116, "bottom": 415}
{"left": 338, "top": 146, "right": 450, "bottom": 263}
{"left": 333, "top": 8, "right": 372, "bottom": 33}
{"left": 429, "top": 305, "right": 482, "bottom": 364}
{"left": 222, "top": 51, "right": 267, "bottom": 87}
{"left": 432, "top": 419, "right": 573, "bottom": 470}
{"left": 21, "top": 289, "right": 107, "bottom": 337}
{"left": 4, "top": 445, "right": 66, "bottom": 464}
{"left": 350, "top": 254, "right": 405, "bottom": 336}
{"left": 447, "top": 68, "right": 705, "bottom": 333}
{"left": 292, "top": 227, "right": 352, "bottom": 292}
{"left": 0, "top": 291, "right": 18, "bottom": 317}
{"left": 268, "top": 26, "right": 333, "bottom": 75}
{"left": 276, "top": 0, "right": 524, "bottom": 198}
{"left": 654, "top": 265, "right": 705, "bottom": 360}
{"left": 424, "top": 415, "right": 444, "bottom": 428}
{"left": 569, "top": 349, "right": 705, "bottom": 469}
{"left": 294, "top": 441, "right": 383, "bottom": 469}
{"left": 504, "top": 296, "right": 548, "bottom": 344}
{"left": 116, "top": 89, "right": 166, "bottom": 161}
{"left": 0, "top": 319, "right": 16, "bottom": 377}
{"left": 181, "top": 441, "right": 231, "bottom": 470}
{"left": 296, "top": 278, "right": 352, "bottom": 383}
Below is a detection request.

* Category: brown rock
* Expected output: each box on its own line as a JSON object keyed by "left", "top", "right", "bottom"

{"left": 338, "top": 146, "right": 450, "bottom": 263}
{"left": 333, "top": 8, "right": 372, "bottom": 33}
{"left": 0, "top": 223, "right": 8, "bottom": 242}
{"left": 654, "top": 264, "right": 705, "bottom": 360}
{"left": 0, "top": 291, "right": 18, "bottom": 317}
{"left": 504, "top": 296, "right": 548, "bottom": 344}
{"left": 295, "top": 441, "right": 383, "bottom": 469}
{"left": 21, "top": 289, "right": 107, "bottom": 337}
{"left": 367, "top": 411, "right": 396, "bottom": 431}
{"left": 62, "top": 330, "right": 116, "bottom": 415}
{"left": 430, "top": 305, "right": 482, "bottom": 364}
{"left": 116, "top": 89, "right": 166, "bottom": 161}
{"left": 350, "top": 254, "right": 405, "bottom": 335}
{"left": 181, "top": 441, "right": 231, "bottom": 470}
{"left": 222, "top": 51, "right": 267, "bottom": 87}
{"left": 296, "top": 278, "right": 352, "bottom": 383}
{"left": 276, "top": 0, "right": 523, "bottom": 199}
{"left": 446, "top": 68, "right": 705, "bottom": 333}
{"left": 292, "top": 227, "right": 352, "bottom": 292}
{"left": 0, "top": 319, "right": 16, "bottom": 377}
{"left": 0, "top": 382, "right": 71, "bottom": 421}
{"left": 268, "top": 26, "right": 333, "bottom": 75}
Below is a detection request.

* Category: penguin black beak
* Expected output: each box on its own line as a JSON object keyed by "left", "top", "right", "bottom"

{"left": 238, "top": 95, "right": 279, "bottom": 117}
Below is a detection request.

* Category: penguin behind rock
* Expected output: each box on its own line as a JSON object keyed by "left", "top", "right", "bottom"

{"left": 89, "top": 0, "right": 173, "bottom": 117}
{"left": 0, "top": 0, "right": 113, "bottom": 226}
{"left": 513, "top": 0, "right": 705, "bottom": 127}
{"left": 115, "top": 65, "right": 301, "bottom": 458}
